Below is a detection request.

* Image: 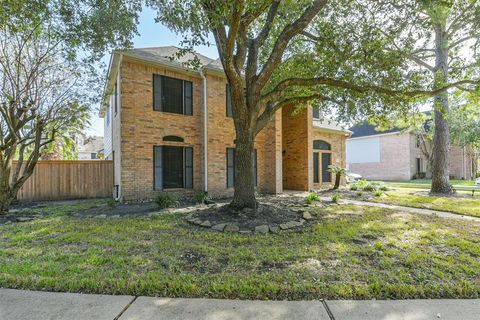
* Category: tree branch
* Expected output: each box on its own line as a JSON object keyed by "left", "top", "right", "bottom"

{"left": 261, "top": 77, "right": 480, "bottom": 102}
{"left": 255, "top": 0, "right": 328, "bottom": 90}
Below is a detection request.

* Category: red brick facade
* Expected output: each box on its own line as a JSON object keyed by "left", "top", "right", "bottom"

{"left": 110, "top": 56, "right": 348, "bottom": 201}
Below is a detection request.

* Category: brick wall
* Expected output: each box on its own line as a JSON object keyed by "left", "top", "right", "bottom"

{"left": 348, "top": 133, "right": 412, "bottom": 180}
{"left": 282, "top": 105, "right": 311, "bottom": 190}
{"left": 312, "top": 129, "right": 348, "bottom": 189}
{"left": 118, "top": 58, "right": 346, "bottom": 200}
{"left": 120, "top": 59, "right": 283, "bottom": 201}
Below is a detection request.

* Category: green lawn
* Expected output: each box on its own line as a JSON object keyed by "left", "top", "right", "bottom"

{"left": 381, "top": 179, "right": 476, "bottom": 186}
{"left": 1, "top": 200, "right": 479, "bottom": 299}
{"left": 370, "top": 190, "right": 480, "bottom": 218}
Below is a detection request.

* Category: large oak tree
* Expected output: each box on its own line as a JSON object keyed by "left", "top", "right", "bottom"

{"left": 3, "top": 0, "right": 478, "bottom": 210}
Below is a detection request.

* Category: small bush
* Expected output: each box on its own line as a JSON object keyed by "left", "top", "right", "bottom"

{"left": 350, "top": 184, "right": 358, "bottom": 191}
{"left": 356, "top": 179, "right": 369, "bottom": 189}
{"left": 155, "top": 192, "right": 177, "bottom": 209}
{"left": 356, "top": 191, "right": 363, "bottom": 197}
{"left": 374, "top": 190, "right": 383, "bottom": 197}
{"left": 363, "top": 184, "right": 377, "bottom": 192}
{"left": 107, "top": 199, "right": 118, "bottom": 209}
{"left": 194, "top": 192, "right": 210, "bottom": 204}
{"left": 306, "top": 192, "right": 320, "bottom": 204}
{"left": 331, "top": 192, "right": 341, "bottom": 204}
{"left": 379, "top": 185, "right": 388, "bottom": 192}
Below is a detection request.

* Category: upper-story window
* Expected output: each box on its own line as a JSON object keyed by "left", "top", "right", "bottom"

{"left": 153, "top": 74, "right": 193, "bottom": 115}
{"left": 312, "top": 107, "right": 320, "bottom": 119}
{"left": 226, "top": 83, "right": 233, "bottom": 117}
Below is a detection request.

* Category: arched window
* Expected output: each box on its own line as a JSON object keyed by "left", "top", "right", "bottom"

{"left": 313, "top": 140, "right": 331, "bottom": 150}
{"left": 163, "top": 135, "right": 184, "bottom": 142}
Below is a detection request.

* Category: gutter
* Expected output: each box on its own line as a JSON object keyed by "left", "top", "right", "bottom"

{"left": 200, "top": 68, "right": 208, "bottom": 192}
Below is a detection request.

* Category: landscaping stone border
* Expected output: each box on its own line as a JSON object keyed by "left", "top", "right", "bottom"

{"left": 185, "top": 209, "right": 315, "bottom": 234}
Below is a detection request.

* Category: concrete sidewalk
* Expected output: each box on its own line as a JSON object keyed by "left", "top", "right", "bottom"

{"left": 1, "top": 289, "right": 479, "bottom": 320}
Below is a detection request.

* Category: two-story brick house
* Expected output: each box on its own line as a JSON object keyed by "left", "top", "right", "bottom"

{"left": 102, "top": 47, "right": 350, "bottom": 201}
{"left": 346, "top": 121, "right": 476, "bottom": 180}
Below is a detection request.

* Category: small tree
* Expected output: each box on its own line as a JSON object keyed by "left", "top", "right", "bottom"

{"left": 0, "top": 27, "right": 90, "bottom": 213}
{"left": 328, "top": 165, "right": 346, "bottom": 190}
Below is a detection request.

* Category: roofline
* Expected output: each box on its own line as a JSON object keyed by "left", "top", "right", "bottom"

{"left": 99, "top": 50, "right": 227, "bottom": 117}
{"left": 313, "top": 125, "right": 352, "bottom": 136}
{"left": 347, "top": 130, "right": 408, "bottom": 141}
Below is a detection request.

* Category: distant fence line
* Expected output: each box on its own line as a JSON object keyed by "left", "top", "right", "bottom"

{"left": 12, "top": 160, "right": 113, "bottom": 202}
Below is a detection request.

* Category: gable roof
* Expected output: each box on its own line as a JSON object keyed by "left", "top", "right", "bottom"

{"left": 314, "top": 118, "right": 351, "bottom": 135}
{"left": 120, "top": 46, "right": 217, "bottom": 70}
{"left": 349, "top": 112, "right": 433, "bottom": 139}
{"left": 348, "top": 122, "right": 402, "bottom": 138}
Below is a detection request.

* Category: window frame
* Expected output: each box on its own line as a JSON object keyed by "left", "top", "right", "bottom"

{"left": 153, "top": 145, "right": 193, "bottom": 191}
{"left": 152, "top": 74, "right": 193, "bottom": 115}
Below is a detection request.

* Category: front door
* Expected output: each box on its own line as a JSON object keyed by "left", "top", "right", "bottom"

{"left": 322, "top": 153, "right": 332, "bottom": 183}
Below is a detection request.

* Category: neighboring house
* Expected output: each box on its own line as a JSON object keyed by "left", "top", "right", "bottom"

{"left": 76, "top": 135, "right": 104, "bottom": 160}
{"left": 101, "top": 46, "right": 350, "bottom": 201}
{"left": 346, "top": 122, "right": 476, "bottom": 180}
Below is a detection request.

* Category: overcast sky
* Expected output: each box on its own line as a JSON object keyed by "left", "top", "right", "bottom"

{"left": 85, "top": 7, "right": 219, "bottom": 136}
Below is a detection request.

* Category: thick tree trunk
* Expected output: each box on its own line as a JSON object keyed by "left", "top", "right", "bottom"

{"left": 231, "top": 128, "right": 257, "bottom": 209}
{"left": 0, "top": 170, "right": 13, "bottom": 214}
{"left": 430, "top": 23, "right": 454, "bottom": 194}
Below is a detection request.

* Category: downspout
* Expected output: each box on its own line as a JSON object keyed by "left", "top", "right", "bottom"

{"left": 200, "top": 68, "right": 208, "bottom": 192}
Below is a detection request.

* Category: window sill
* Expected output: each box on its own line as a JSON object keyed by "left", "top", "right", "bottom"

{"left": 152, "top": 109, "right": 193, "bottom": 116}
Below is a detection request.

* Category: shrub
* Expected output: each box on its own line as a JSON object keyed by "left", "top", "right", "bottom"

{"left": 379, "top": 185, "right": 388, "bottom": 192}
{"left": 363, "top": 184, "right": 377, "bottom": 192}
{"left": 107, "top": 199, "right": 118, "bottom": 209}
{"left": 331, "top": 192, "right": 341, "bottom": 204}
{"left": 356, "top": 179, "right": 369, "bottom": 189}
{"left": 414, "top": 172, "right": 426, "bottom": 179}
{"left": 328, "top": 164, "right": 347, "bottom": 190}
{"left": 194, "top": 192, "right": 210, "bottom": 204}
{"left": 350, "top": 184, "right": 358, "bottom": 191}
{"left": 306, "top": 192, "right": 320, "bottom": 204}
{"left": 356, "top": 191, "right": 363, "bottom": 197}
{"left": 374, "top": 190, "right": 383, "bottom": 197}
{"left": 155, "top": 192, "right": 178, "bottom": 209}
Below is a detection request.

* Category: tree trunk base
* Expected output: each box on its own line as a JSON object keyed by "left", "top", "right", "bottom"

{"left": 430, "top": 183, "right": 455, "bottom": 195}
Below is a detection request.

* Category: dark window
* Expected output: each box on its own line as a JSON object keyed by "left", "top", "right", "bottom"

{"left": 416, "top": 158, "right": 422, "bottom": 173}
{"left": 313, "top": 140, "right": 331, "bottom": 150}
{"left": 184, "top": 147, "right": 193, "bottom": 189}
{"left": 227, "top": 148, "right": 235, "bottom": 188}
{"left": 153, "top": 146, "right": 193, "bottom": 190}
{"left": 313, "top": 152, "right": 319, "bottom": 183}
{"left": 91, "top": 153, "right": 97, "bottom": 159}
{"left": 322, "top": 153, "right": 332, "bottom": 183}
{"left": 153, "top": 74, "right": 193, "bottom": 115}
{"left": 163, "top": 135, "right": 184, "bottom": 142}
{"left": 226, "top": 148, "right": 257, "bottom": 188}
{"left": 312, "top": 107, "right": 320, "bottom": 119}
{"left": 114, "top": 81, "right": 118, "bottom": 114}
{"left": 226, "top": 84, "right": 233, "bottom": 117}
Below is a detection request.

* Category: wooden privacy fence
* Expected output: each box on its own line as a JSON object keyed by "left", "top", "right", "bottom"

{"left": 12, "top": 160, "right": 113, "bottom": 202}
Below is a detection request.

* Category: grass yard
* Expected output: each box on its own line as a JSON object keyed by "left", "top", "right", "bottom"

{"left": 0, "top": 200, "right": 479, "bottom": 300}
{"left": 381, "top": 179, "right": 476, "bottom": 186}
{"left": 371, "top": 190, "right": 480, "bottom": 218}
